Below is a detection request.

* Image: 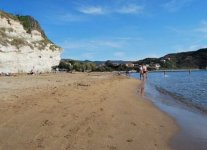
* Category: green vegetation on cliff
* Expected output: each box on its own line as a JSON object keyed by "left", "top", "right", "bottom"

{"left": 0, "top": 11, "right": 46, "bottom": 38}
{"left": 0, "top": 10, "right": 61, "bottom": 51}
{"left": 16, "top": 15, "right": 49, "bottom": 41}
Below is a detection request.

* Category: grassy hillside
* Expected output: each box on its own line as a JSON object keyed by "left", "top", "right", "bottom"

{"left": 136, "top": 48, "right": 207, "bottom": 69}
{"left": 162, "top": 48, "right": 207, "bottom": 69}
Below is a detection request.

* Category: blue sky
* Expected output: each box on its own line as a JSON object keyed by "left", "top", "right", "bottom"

{"left": 1, "top": 0, "right": 207, "bottom": 60}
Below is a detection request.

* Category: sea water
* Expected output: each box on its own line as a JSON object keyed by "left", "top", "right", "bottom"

{"left": 131, "top": 71, "right": 207, "bottom": 150}
{"left": 131, "top": 70, "right": 207, "bottom": 113}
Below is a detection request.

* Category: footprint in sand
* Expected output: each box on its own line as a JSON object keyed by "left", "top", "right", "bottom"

{"left": 64, "top": 133, "right": 71, "bottom": 139}
{"left": 86, "top": 126, "right": 94, "bottom": 137}
{"left": 41, "top": 120, "right": 53, "bottom": 126}
{"left": 100, "top": 97, "right": 106, "bottom": 102}
{"left": 160, "top": 125, "right": 164, "bottom": 128}
{"left": 108, "top": 135, "right": 113, "bottom": 139}
{"left": 36, "top": 138, "right": 44, "bottom": 148}
{"left": 130, "top": 122, "right": 137, "bottom": 126}
{"left": 72, "top": 113, "right": 79, "bottom": 119}
{"left": 126, "top": 139, "right": 133, "bottom": 143}
{"left": 65, "top": 144, "right": 71, "bottom": 150}
{"left": 56, "top": 99, "right": 62, "bottom": 103}
{"left": 100, "top": 107, "right": 104, "bottom": 111}
{"left": 12, "top": 95, "right": 19, "bottom": 98}
{"left": 69, "top": 126, "right": 80, "bottom": 135}
{"left": 62, "top": 113, "right": 67, "bottom": 118}
{"left": 61, "top": 124, "right": 66, "bottom": 129}
{"left": 51, "top": 91, "right": 56, "bottom": 95}
{"left": 107, "top": 145, "right": 117, "bottom": 150}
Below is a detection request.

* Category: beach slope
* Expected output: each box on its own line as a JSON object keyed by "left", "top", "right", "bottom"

{"left": 0, "top": 73, "right": 178, "bottom": 150}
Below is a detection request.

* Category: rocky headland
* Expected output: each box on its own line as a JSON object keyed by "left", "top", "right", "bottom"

{"left": 0, "top": 11, "right": 62, "bottom": 73}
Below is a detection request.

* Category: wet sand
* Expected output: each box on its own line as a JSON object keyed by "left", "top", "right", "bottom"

{"left": 0, "top": 72, "right": 178, "bottom": 150}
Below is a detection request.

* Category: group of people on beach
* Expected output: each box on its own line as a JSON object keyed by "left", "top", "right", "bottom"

{"left": 139, "top": 64, "right": 148, "bottom": 80}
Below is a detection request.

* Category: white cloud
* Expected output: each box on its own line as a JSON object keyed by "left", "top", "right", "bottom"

{"left": 162, "top": 0, "right": 194, "bottom": 12}
{"left": 165, "top": 20, "right": 207, "bottom": 52}
{"left": 116, "top": 4, "right": 144, "bottom": 14}
{"left": 61, "top": 40, "right": 92, "bottom": 49}
{"left": 81, "top": 52, "right": 95, "bottom": 59}
{"left": 146, "top": 54, "right": 162, "bottom": 58}
{"left": 76, "top": 4, "right": 144, "bottom": 16}
{"left": 114, "top": 51, "right": 125, "bottom": 58}
{"left": 167, "top": 21, "right": 207, "bottom": 38}
{"left": 60, "top": 39, "right": 126, "bottom": 50}
{"left": 166, "top": 26, "right": 187, "bottom": 34}
{"left": 174, "top": 44, "right": 207, "bottom": 52}
{"left": 196, "top": 20, "right": 207, "bottom": 33}
{"left": 58, "top": 13, "right": 86, "bottom": 22}
{"left": 78, "top": 6, "right": 106, "bottom": 15}
{"left": 95, "top": 40, "right": 123, "bottom": 48}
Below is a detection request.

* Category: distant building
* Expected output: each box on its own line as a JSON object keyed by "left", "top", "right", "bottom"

{"left": 161, "top": 59, "right": 166, "bottom": 63}
{"left": 154, "top": 64, "right": 161, "bottom": 70}
{"left": 111, "top": 63, "right": 120, "bottom": 67}
{"left": 125, "top": 63, "right": 135, "bottom": 68}
{"left": 134, "top": 64, "right": 139, "bottom": 68}
{"left": 146, "top": 64, "right": 150, "bottom": 67}
{"left": 99, "top": 63, "right": 105, "bottom": 67}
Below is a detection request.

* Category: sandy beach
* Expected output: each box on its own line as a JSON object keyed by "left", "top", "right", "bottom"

{"left": 0, "top": 72, "right": 178, "bottom": 150}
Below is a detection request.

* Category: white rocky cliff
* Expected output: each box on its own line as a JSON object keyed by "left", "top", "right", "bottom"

{"left": 0, "top": 11, "right": 62, "bottom": 73}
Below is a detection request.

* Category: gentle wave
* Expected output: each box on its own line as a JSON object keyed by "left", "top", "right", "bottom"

{"left": 131, "top": 71, "right": 207, "bottom": 114}
{"left": 154, "top": 84, "right": 207, "bottom": 114}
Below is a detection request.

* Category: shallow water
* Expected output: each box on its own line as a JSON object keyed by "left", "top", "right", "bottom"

{"left": 131, "top": 71, "right": 207, "bottom": 150}
{"left": 150, "top": 71, "right": 207, "bottom": 111}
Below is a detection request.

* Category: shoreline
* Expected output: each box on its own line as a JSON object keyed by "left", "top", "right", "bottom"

{"left": 154, "top": 85, "right": 207, "bottom": 115}
{"left": 0, "top": 72, "right": 178, "bottom": 150}
{"left": 144, "top": 78, "right": 207, "bottom": 150}
{"left": 150, "top": 69, "right": 207, "bottom": 73}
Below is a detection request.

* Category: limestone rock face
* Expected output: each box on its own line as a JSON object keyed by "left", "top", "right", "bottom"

{"left": 0, "top": 11, "right": 62, "bottom": 73}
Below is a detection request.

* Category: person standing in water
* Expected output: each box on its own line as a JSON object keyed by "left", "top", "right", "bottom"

{"left": 139, "top": 65, "right": 143, "bottom": 80}
{"left": 142, "top": 64, "right": 148, "bottom": 80}
{"left": 139, "top": 64, "right": 148, "bottom": 80}
{"left": 189, "top": 69, "right": 191, "bottom": 74}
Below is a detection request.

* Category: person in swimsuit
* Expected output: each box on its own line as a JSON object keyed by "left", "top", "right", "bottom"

{"left": 142, "top": 64, "right": 148, "bottom": 80}
{"left": 139, "top": 65, "right": 143, "bottom": 80}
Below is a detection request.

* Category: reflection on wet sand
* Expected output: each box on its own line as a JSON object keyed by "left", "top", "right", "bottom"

{"left": 139, "top": 80, "right": 145, "bottom": 97}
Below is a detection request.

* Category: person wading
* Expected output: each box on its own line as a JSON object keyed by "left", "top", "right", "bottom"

{"left": 142, "top": 64, "right": 148, "bottom": 80}
{"left": 139, "top": 65, "right": 143, "bottom": 80}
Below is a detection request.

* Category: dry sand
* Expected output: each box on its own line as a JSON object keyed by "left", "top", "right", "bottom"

{"left": 0, "top": 72, "right": 178, "bottom": 150}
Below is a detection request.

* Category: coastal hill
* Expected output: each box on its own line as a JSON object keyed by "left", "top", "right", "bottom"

{"left": 59, "top": 48, "right": 207, "bottom": 72}
{"left": 0, "top": 10, "right": 62, "bottom": 73}
{"left": 136, "top": 48, "right": 207, "bottom": 69}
